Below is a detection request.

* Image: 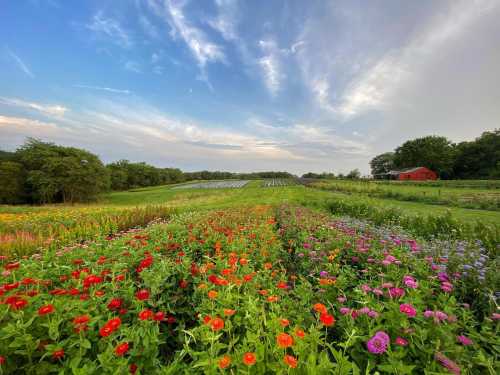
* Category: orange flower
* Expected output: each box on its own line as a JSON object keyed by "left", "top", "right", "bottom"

{"left": 279, "top": 318, "right": 290, "bottom": 327}
{"left": 218, "top": 355, "right": 231, "bottom": 369}
{"left": 267, "top": 296, "right": 279, "bottom": 303}
{"left": 313, "top": 303, "right": 327, "bottom": 314}
{"left": 258, "top": 289, "right": 268, "bottom": 296}
{"left": 276, "top": 333, "right": 294, "bottom": 348}
{"left": 320, "top": 313, "right": 335, "bottom": 327}
{"left": 242, "top": 352, "right": 256, "bottom": 366}
{"left": 283, "top": 354, "right": 298, "bottom": 368}
{"left": 264, "top": 262, "right": 272, "bottom": 270}
{"left": 294, "top": 328, "right": 306, "bottom": 338}
{"left": 239, "top": 258, "right": 248, "bottom": 266}
{"left": 203, "top": 315, "right": 212, "bottom": 325}
{"left": 224, "top": 309, "right": 236, "bottom": 316}
{"left": 211, "top": 317, "right": 224, "bottom": 331}
{"left": 208, "top": 290, "right": 218, "bottom": 299}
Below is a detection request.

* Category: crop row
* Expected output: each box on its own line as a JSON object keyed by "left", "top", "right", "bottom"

{"left": 171, "top": 180, "right": 250, "bottom": 190}
{"left": 0, "top": 206, "right": 497, "bottom": 373}
{"left": 261, "top": 179, "right": 299, "bottom": 187}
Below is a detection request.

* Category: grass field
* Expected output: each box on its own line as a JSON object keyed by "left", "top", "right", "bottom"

{"left": 311, "top": 179, "right": 500, "bottom": 211}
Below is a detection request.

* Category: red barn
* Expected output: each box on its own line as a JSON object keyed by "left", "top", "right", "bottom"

{"left": 393, "top": 167, "right": 438, "bottom": 181}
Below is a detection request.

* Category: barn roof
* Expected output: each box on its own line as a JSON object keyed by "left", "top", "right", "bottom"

{"left": 387, "top": 167, "right": 429, "bottom": 174}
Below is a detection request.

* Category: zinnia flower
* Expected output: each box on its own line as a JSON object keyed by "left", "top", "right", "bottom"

{"left": 457, "top": 335, "right": 473, "bottom": 346}
{"left": 276, "top": 333, "right": 294, "bottom": 348}
{"left": 211, "top": 317, "right": 224, "bottom": 331}
{"left": 218, "top": 355, "right": 231, "bottom": 369}
{"left": 115, "top": 342, "right": 129, "bottom": 356}
{"left": 399, "top": 304, "right": 417, "bottom": 318}
{"left": 135, "top": 289, "right": 149, "bottom": 301}
{"left": 38, "top": 304, "right": 55, "bottom": 316}
{"left": 320, "top": 313, "right": 335, "bottom": 326}
{"left": 242, "top": 352, "right": 256, "bottom": 366}
{"left": 366, "top": 331, "right": 390, "bottom": 354}
{"left": 283, "top": 354, "right": 298, "bottom": 368}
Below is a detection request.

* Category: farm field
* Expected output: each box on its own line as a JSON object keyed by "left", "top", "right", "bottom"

{"left": 0, "top": 202, "right": 498, "bottom": 373}
{"left": 261, "top": 179, "right": 299, "bottom": 187}
{"left": 172, "top": 180, "right": 250, "bottom": 189}
{"left": 311, "top": 179, "right": 500, "bottom": 211}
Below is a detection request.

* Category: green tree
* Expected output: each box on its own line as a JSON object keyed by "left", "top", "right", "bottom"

{"left": 393, "top": 136, "right": 454, "bottom": 178}
{"left": 346, "top": 169, "right": 361, "bottom": 179}
{"left": 16, "top": 139, "right": 110, "bottom": 203}
{"left": 0, "top": 161, "right": 26, "bottom": 204}
{"left": 370, "top": 152, "right": 395, "bottom": 178}
{"left": 453, "top": 130, "right": 500, "bottom": 179}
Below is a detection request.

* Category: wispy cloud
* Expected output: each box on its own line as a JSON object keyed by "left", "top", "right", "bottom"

{"left": 124, "top": 61, "right": 142, "bottom": 73}
{"left": 208, "top": 0, "right": 239, "bottom": 41}
{"left": 147, "top": 0, "right": 225, "bottom": 69}
{"left": 0, "top": 97, "right": 67, "bottom": 117}
{"left": 5, "top": 46, "right": 34, "bottom": 78}
{"left": 139, "top": 15, "right": 159, "bottom": 39}
{"left": 258, "top": 39, "right": 284, "bottom": 96}
{"left": 87, "top": 12, "right": 132, "bottom": 48}
{"left": 74, "top": 85, "right": 131, "bottom": 95}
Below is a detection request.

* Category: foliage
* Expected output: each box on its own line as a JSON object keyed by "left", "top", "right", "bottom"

{"left": 453, "top": 130, "right": 500, "bottom": 179}
{"left": 370, "top": 152, "right": 395, "bottom": 177}
{"left": 0, "top": 206, "right": 496, "bottom": 373}
{"left": 9, "top": 139, "right": 110, "bottom": 204}
{"left": 0, "top": 162, "right": 26, "bottom": 204}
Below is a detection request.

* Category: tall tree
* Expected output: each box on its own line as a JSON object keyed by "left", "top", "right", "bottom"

{"left": 393, "top": 136, "right": 455, "bottom": 178}
{"left": 0, "top": 161, "right": 26, "bottom": 204}
{"left": 453, "top": 130, "right": 500, "bottom": 179}
{"left": 370, "top": 152, "right": 395, "bottom": 178}
{"left": 16, "top": 139, "right": 110, "bottom": 203}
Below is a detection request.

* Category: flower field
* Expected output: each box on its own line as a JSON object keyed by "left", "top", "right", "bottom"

{"left": 0, "top": 205, "right": 497, "bottom": 374}
{"left": 172, "top": 180, "right": 250, "bottom": 189}
{"left": 261, "top": 179, "right": 299, "bottom": 187}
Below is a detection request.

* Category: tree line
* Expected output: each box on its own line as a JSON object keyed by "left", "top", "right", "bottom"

{"left": 0, "top": 139, "right": 294, "bottom": 204}
{"left": 370, "top": 130, "right": 500, "bottom": 179}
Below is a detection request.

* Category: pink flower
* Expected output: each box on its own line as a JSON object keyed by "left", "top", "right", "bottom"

{"left": 372, "top": 288, "right": 384, "bottom": 296}
{"left": 399, "top": 304, "right": 417, "bottom": 318}
{"left": 340, "top": 307, "right": 351, "bottom": 315}
{"left": 424, "top": 310, "right": 434, "bottom": 319}
{"left": 457, "top": 335, "right": 473, "bottom": 346}
{"left": 394, "top": 337, "right": 408, "bottom": 346}
{"left": 441, "top": 282, "right": 453, "bottom": 293}
{"left": 361, "top": 284, "right": 372, "bottom": 293}
{"left": 388, "top": 287, "right": 405, "bottom": 298}
{"left": 403, "top": 275, "right": 418, "bottom": 289}
{"left": 366, "top": 331, "right": 390, "bottom": 354}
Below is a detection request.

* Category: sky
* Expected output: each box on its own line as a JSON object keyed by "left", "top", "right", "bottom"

{"left": 1, "top": 0, "right": 499, "bottom": 175}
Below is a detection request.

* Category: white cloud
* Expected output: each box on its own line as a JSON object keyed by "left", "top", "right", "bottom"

{"left": 5, "top": 46, "right": 34, "bottom": 78}
{"left": 208, "top": 0, "right": 239, "bottom": 41}
{"left": 146, "top": 0, "right": 225, "bottom": 71}
{"left": 74, "top": 85, "right": 131, "bottom": 95}
{"left": 335, "top": 0, "right": 498, "bottom": 119}
{"left": 124, "top": 61, "right": 142, "bottom": 73}
{"left": 0, "top": 97, "right": 68, "bottom": 117}
{"left": 258, "top": 39, "right": 284, "bottom": 96}
{"left": 87, "top": 12, "right": 132, "bottom": 48}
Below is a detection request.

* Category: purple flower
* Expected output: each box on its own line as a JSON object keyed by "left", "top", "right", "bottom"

{"left": 340, "top": 307, "right": 351, "bottom": 315}
{"left": 319, "top": 271, "right": 329, "bottom": 278}
{"left": 366, "top": 331, "right": 390, "bottom": 354}
{"left": 403, "top": 275, "right": 418, "bottom": 289}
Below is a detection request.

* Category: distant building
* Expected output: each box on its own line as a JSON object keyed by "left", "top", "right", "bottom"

{"left": 374, "top": 167, "right": 438, "bottom": 180}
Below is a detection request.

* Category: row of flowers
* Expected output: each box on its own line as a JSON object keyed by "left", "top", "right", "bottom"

{"left": 0, "top": 205, "right": 497, "bottom": 373}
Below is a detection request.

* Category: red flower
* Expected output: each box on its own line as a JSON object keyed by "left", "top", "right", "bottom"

{"left": 153, "top": 311, "right": 165, "bottom": 321}
{"left": 99, "top": 317, "right": 121, "bottom": 337}
{"left": 283, "top": 354, "right": 298, "bottom": 368}
{"left": 129, "top": 364, "right": 138, "bottom": 374}
{"left": 73, "top": 315, "right": 90, "bottom": 325}
{"left": 211, "top": 317, "right": 224, "bottom": 331}
{"left": 320, "top": 313, "right": 335, "bottom": 327}
{"left": 242, "top": 352, "right": 256, "bottom": 366}
{"left": 115, "top": 342, "right": 129, "bottom": 356}
{"left": 52, "top": 349, "right": 64, "bottom": 360}
{"left": 0, "top": 356, "right": 5, "bottom": 365}
{"left": 276, "top": 333, "right": 294, "bottom": 348}
{"left": 135, "top": 289, "right": 150, "bottom": 301}
{"left": 179, "top": 280, "right": 188, "bottom": 288}
{"left": 107, "top": 298, "right": 122, "bottom": 310}
{"left": 139, "top": 309, "right": 154, "bottom": 320}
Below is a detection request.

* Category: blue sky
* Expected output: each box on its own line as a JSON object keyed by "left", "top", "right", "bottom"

{"left": 1, "top": 0, "right": 499, "bottom": 174}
